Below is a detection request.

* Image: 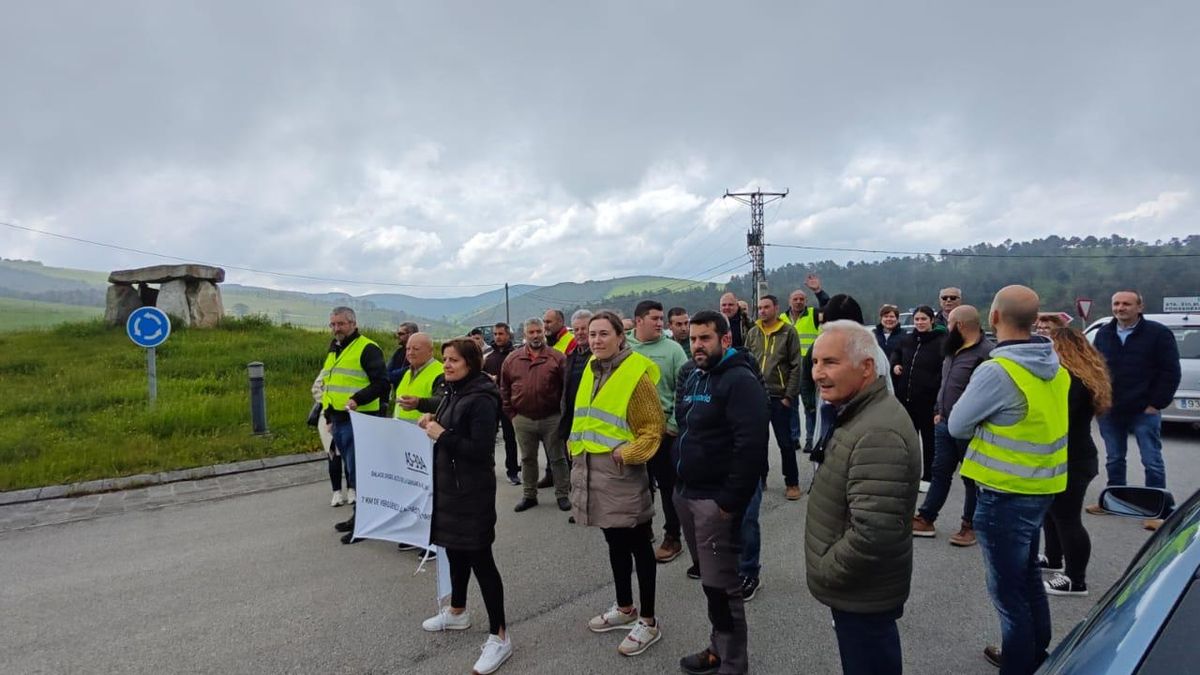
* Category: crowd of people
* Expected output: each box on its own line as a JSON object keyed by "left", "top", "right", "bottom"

{"left": 310, "top": 278, "right": 1182, "bottom": 675}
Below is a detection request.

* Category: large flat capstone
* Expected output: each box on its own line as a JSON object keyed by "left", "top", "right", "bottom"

{"left": 108, "top": 265, "right": 225, "bottom": 284}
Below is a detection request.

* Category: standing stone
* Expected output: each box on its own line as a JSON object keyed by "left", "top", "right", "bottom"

{"left": 188, "top": 280, "right": 224, "bottom": 328}
{"left": 104, "top": 284, "right": 143, "bottom": 325}
{"left": 157, "top": 279, "right": 191, "bottom": 326}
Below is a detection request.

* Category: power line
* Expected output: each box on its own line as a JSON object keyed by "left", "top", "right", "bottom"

{"left": 765, "top": 242, "right": 1200, "bottom": 259}
{"left": 0, "top": 220, "right": 507, "bottom": 289}
{"left": 724, "top": 189, "right": 788, "bottom": 305}
{"left": 657, "top": 253, "right": 752, "bottom": 293}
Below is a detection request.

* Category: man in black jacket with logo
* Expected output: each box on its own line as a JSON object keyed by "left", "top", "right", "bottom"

{"left": 673, "top": 310, "right": 769, "bottom": 675}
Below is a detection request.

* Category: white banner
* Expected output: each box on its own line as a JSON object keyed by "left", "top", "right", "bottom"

{"left": 349, "top": 412, "right": 452, "bottom": 605}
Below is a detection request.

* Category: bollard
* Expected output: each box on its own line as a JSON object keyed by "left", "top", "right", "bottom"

{"left": 247, "top": 361, "right": 269, "bottom": 435}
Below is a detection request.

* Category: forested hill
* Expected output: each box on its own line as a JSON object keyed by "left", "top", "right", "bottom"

{"left": 590, "top": 235, "right": 1200, "bottom": 320}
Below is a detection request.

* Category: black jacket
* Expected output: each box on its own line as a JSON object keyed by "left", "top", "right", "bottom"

{"left": 1066, "top": 373, "right": 1100, "bottom": 479}
{"left": 675, "top": 348, "right": 769, "bottom": 513}
{"left": 890, "top": 329, "right": 946, "bottom": 404}
{"left": 934, "top": 337, "right": 994, "bottom": 417}
{"left": 322, "top": 331, "right": 390, "bottom": 423}
{"left": 1093, "top": 317, "right": 1181, "bottom": 416}
{"left": 873, "top": 324, "right": 904, "bottom": 360}
{"left": 482, "top": 343, "right": 515, "bottom": 380}
{"left": 429, "top": 371, "right": 501, "bottom": 550}
{"left": 557, "top": 346, "right": 592, "bottom": 440}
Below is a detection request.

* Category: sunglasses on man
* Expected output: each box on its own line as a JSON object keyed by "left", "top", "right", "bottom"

{"left": 941, "top": 295, "right": 959, "bottom": 301}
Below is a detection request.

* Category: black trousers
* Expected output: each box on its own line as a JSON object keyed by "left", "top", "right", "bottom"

{"left": 647, "top": 435, "right": 681, "bottom": 538}
{"left": 902, "top": 396, "right": 936, "bottom": 481}
{"left": 446, "top": 546, "right": 507, "bottom": 635}
{"left": 1043, "top": 472, "right": 1094, "bottom": 585}
{"left": 500, "top": 414, "right": 519, "bottom": 476}
{"left": 602, "top": 522, "right": 657, "bottom": 618}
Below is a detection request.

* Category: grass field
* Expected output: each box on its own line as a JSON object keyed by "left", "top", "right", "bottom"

{"left": 0, "top": 317, "right": 395, "bottom": 491}
{"left": 0, "top": 297, "right": 104, "bottom": 332}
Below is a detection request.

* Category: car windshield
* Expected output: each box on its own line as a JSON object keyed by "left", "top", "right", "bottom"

{"left": 1173, "top": 326, "right": 1200, "bottom": 359}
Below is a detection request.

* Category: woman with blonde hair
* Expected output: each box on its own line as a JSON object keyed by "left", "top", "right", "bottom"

{"left": 1041, "top": 326, "right": 1112, "bottom": 597}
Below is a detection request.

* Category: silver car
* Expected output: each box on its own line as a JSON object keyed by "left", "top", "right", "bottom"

{"left": 1084, "top": 313, "right": 1200, "bottom": 426}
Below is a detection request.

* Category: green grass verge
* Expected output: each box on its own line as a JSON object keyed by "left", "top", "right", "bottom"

{"left": 0, "top": 317, "right": 395, "bottom": 491}
{"left": 0, "top": 297, "right": 104, "bottom": 332}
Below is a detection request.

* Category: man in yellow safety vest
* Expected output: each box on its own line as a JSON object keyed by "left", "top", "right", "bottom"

{"left": 782, "top": 273, "right": 830, "bottom": 454}
{"left": 321, "top": 307, "right": 390, "bottom": 544}
{"left": 948, "top": 285, "right": 1068, "bottom": 673}
{"left": 393, "top": 333, "right": 444, "bottom": 422}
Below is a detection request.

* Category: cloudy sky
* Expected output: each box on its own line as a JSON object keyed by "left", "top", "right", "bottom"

{"left": 1, "top": 1, "right": 1196, "bottom": 297}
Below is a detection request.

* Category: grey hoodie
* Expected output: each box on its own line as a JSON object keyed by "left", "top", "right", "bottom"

{"left": 948, "top": 338, "right": 1061, "bottom": 441}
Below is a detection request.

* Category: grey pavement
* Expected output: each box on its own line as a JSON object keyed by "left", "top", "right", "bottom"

{"left": 1, "top": 425, "right": 1197, "bottom": 674}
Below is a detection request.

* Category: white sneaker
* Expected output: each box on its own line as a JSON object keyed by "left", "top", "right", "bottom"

{"left": 918, "top": 480, "right": 930, "bottom": 493}
{"left": 617, "top": 618, "right": 661, "bottom": 656}
{"left": 346, "top": 488, "right": 356, "bottom": 504}
{"left": 422, "top": 607, "right": 471, "bottom": 632}
{"left": 330, "top": 491, "right": 346, "bottom": 507}
{"left": 588, "top": 604, "right": 638, "bottom": 633}
{"left": 472, "top": 634, "right": 513, "bottom": 674}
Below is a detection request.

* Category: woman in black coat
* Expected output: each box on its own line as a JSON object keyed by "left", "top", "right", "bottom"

{"left": 417, "top": 337, "right": 512, "bottom": 674}
{"left": 890, "top": 305, "right": 945, "bottom": 484}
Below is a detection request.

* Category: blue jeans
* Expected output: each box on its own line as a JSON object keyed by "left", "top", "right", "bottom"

{"left": 917, "top": 421, "right": 977, "bottom": 525}
{"left": 768, "top": 397, "right": 800, "bottom": 486}
{"left": 831, "top": 606, "right": 904, "bottom": 675}
{"left": 738, "top": 484, "right": 763, "bottom": 579}
{"left": 974, "top": 488, "right": 1053, "bottom": 675}
{"left": 1098, "top": 412, "right": 1165, "bottom": 488}
{"left": 331, "top": 419, "right": 356, "bottom": 489}
{"left": 787, "top": 396, "right": 801, "bottom": 447}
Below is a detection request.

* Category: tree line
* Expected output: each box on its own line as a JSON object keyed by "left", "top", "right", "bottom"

{"left": 591, "top": 235, "right": 1200, "bottom": 324}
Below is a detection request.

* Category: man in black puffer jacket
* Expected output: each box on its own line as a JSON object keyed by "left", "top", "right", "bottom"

{"left": 674, "top": 310, "right": 769, "bottom": 675}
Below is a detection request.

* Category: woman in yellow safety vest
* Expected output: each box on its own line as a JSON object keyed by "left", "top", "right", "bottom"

{"left": 567, "top": 310, "right": 665, "bottom": 657}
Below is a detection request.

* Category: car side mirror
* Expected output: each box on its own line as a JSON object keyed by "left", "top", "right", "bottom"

{"left": 1098, "top": 487, "right": 1176, "bottom": 519}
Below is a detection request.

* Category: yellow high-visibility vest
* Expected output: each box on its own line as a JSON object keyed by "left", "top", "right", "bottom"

{"left": 783, "top": 308, "right": 820, "bottom": 357}
{"left": 567, "top": 352, "right": 660, "bottom": 455}
{"left": 320, "top": 335, "right": 381, "bottom": 413}
{"left": 961, "top": 356, "right": 1070, "bottom": 494}
{"left": 393, "top": 360, "right": 444, "bottom": 421}
{"left": 551, "top": 329, "right": 574, "bottom": 354}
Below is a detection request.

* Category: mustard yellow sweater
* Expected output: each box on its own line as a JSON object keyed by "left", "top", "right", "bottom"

{"left": 619, "top": 374, "right": 665, "bottom": 465}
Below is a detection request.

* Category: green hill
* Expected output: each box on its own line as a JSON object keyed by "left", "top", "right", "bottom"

{"left": 0, "top": 317, "right": 396, "bottom": 491}
{"left": 0, "top": 297, "right": 104, "bottom": 331}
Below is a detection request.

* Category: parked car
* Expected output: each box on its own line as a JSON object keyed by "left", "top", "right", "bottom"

{"left": 1084, "top": 313, "right": 1200, "bottom": 426}
{"left": 1037, "top": 486, "right": 1195, "bottom": 674}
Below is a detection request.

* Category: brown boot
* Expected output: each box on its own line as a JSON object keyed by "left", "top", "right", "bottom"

{"left": 1144, "top": 518, "right": 1164, "bottom": 531}
{"left": 912, "top": 514, "right": 936, "bottom": 537}
{"left": 949, "top": 520, "right": 977, "bottom": 547}
{"left": 1085, "top": 503, "right": 1107, "bottom": 515}
{"left": 655, "top": 534, "right": 683, "bottom": 563}
{"left": 785, "top": 485, "right": 803, "bottom": 501}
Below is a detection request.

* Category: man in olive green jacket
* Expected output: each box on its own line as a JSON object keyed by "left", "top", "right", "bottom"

{"left": 805, "top": 321, "right": 921, "bottom": 675}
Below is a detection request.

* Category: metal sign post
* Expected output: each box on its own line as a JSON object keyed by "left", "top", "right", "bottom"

{"left": 147, "top": 347, "right": 158, "bottom": 403}
{"left": 126, "top": 307, "right": 172, "bottom": 405}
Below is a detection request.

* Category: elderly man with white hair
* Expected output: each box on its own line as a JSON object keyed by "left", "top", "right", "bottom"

{"left": 804, "top": 320, "right": 921, "bottom": 675}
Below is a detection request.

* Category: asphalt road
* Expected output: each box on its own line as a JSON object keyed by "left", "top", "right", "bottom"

{"left": 2, "top": 424, "right": 1197, "bottom": 675}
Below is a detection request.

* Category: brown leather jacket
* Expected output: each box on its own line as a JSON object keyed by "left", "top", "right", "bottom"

{"left": 499, "top": 345, "right": 566, "bottom": 420}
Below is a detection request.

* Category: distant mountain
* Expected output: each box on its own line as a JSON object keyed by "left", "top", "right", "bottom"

{"left": 0, "top": 259, "right": 707, "bottom": 335}
{"left": 460, "top": 276, "right": 705, "bottom": 326}
{"left": 359, "top": 284, "right": 540, "bottom": 320}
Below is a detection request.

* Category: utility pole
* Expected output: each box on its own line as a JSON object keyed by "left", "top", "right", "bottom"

{"left": 504, "top": 283, "right": 511, "bottom": 327}
{"left": 724, "top": 188, "right": 788, "bottom": 308}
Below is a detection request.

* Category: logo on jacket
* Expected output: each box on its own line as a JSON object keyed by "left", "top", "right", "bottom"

{"left": 683, "top": 393, "right": 712, "bottom": 404}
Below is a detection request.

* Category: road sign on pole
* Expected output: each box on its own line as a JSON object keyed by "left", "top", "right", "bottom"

{"left": 127, "top": 307, "right": 171, "bottom": 404}
{"left": 1075, "top": 298, "right": 1093, "bottom": 323}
